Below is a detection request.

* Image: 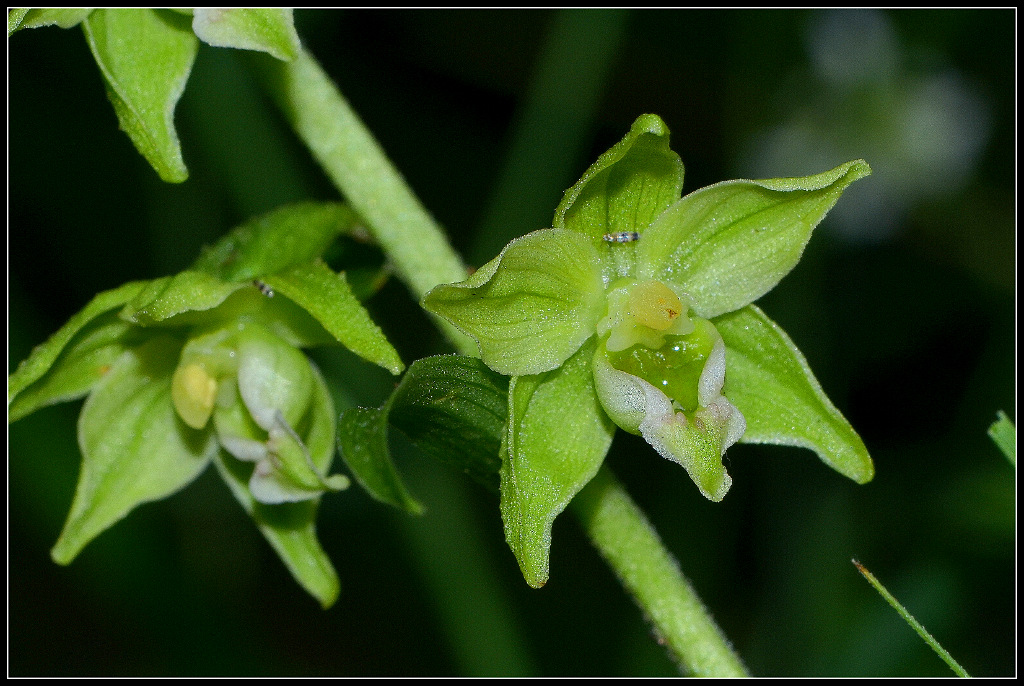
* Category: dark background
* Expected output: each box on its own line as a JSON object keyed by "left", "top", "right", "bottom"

{"left": 8, "top": 9, "right": 1015, "bottom": 676}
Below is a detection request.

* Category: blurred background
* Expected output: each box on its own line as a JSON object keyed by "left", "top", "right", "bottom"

{"left": 8, "top": 9, "right": 1015, "bottom": 676}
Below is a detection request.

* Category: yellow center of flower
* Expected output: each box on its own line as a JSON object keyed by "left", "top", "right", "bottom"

{"left": 171, "top": 362, "right": 218, "bottom": 429}
{"left": 598, "top": 279, "right": 696, "bottom": 352}
{"left": 627, "top": 280, "right": 684, "bottom": 330}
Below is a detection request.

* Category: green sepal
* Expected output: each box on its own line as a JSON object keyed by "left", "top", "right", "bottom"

{"left": 10, "top": 312, "right": 140, "bottom": 425}
{"left": 9, "top": 280, "right": 148, "bottom": 422}
{"left": 51, "top": 335, "right": 217, "bottom": 565}
{"left": 554, "top": 113, "right": 683, "bottom": 245}
{"left": 192, "top": 8, "right": 301, "bottom": 61}
{"left": 422, "top": 228, "right": 605, "bottom": 376}
{"left": 191, "top": 201, "right": 358, "bottom": 282}
{"left": 639, "top": 160, "right": 872, "bottom": 319}
{"left": 9, "top": 8, "right": 93, "bottom": 34}
{"left": 337, "top": 406, "right": 425, "bottom": 515}
{"left": 119, "top": 270, "right": 245, "bottom": 326}
{"left": 501, "top": 337, "right": 615, "bottom": 588}
{"left": 82, "top": 8, "right": 198, "bottom": 183}
{"left": 213, "top": 459, "right": 340, "bottom": 609}
{"left": 262, "top": 260, "right": 404, "bottom": 375}
{"left": 715, "top": 304, "right": 874, "bottom": 485}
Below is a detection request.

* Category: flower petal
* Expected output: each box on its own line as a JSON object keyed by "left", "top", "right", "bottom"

{"left": 235, "top": 323, "right": 315, "bottom": 431}
{"left": 248, "top": 411, "right": 348, "bottom": 504}
{"left": 639, "top": 160, "right": 872, "bottom": 318}
{"left": 423, "top": 228, "right": 605, "bottom": 376}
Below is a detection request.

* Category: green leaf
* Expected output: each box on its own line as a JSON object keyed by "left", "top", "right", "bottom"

{"left": 388, "top": 355, "right": 508, "bottom": 489}
{"left": 336, "top": 355, "right": 508, "bottom": 512}
{"left": 501, "top": 338, "right": 616, "bottom": 587}
{"left": 422, "top": 228, "right": 605, "bottom": 376}
{"left": 119, "top": 270, "right": 245, "bottom": 326}
{"left": 988, "top": 411, "right": 1015, "bottom": 467}
{"left": 262, "top": 260, "right": 404, "bottom": 375}
{"left": 191, "top": 201, "right": 359, "bottom": 282}
{"left": 51, "top": 336, "right": 216, "bottom": 565}
{"left": 192, "top": 8, "right": 300, "bottom": 61}
{"left": 82, "top": 8, "right": 198, "bottom": 183}
{"left": 9, "top": 8, "right": 93, "bottom": 34}
{"left": 715, "top": 304, "right": 874, "bottom": 485}
{"left": 554, "top": 113, "right": 683, "bottom": 244}
{"left": 337, "top": 406, "right": 424, "bottom": 515}
{"left": 9, "top": 279, "right": 148, "bottom": 421}
{"left": 639, "top": 160, "right": 872, "bottom": 319}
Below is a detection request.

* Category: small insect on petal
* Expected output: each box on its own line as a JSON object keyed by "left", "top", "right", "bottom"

{"left": 603, "top": 231, "right": 640, "bottom": 243}
{"left": 253, "top": 280, "right": 274, "bottom": 298}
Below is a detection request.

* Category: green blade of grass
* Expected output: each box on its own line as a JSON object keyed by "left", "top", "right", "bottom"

{"left": 987, "top": 411, "right": 1015, "bottom": 467}
{"left": 853, "top": 559, "right": 970, "bottom": 678}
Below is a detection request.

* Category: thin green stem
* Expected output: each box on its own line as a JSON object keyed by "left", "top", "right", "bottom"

{"left": 253, "top": 48, "right": 476, "bottom": 356}
{"left": 571, "top": 466, "right": 749, "bottom": 676}
{"left": 853, "top": 560, "right": 970, "bottom": 678}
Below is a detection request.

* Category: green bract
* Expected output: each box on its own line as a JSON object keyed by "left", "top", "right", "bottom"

{"left": 7, "top": 202, "right": 403, "bottom": 608}
{"left": 424, "top": 114, "right": 874, "bottom": 587}
{"left": 10, "top": 8, "right": 302, "bottom": 182}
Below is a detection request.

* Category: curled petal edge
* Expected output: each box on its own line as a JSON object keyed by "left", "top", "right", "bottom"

{"left": 593, "top": 339, "right": 745, "bottom": 501}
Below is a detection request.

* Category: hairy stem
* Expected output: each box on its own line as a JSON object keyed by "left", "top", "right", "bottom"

{"left": 571, "top": 466, "right": 749, "bottom": 676}
{"left": 254, "top": 48, "right": 476, "bottom": 355}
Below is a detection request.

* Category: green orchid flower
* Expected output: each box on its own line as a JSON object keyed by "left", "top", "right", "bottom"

{"left": 423, "top": 114, "right": 874, "bottom": 587}
{"left": 8, "top": 202, "right": 403, "bottom": 608}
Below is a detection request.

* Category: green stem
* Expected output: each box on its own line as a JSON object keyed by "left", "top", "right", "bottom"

{"left": 259, "top": 42, "right": 746, "bottom": 676}
{"left": 571, "top": 466, "right": 749, "bottom": 677}
{"left": 253, "top": 48, "right": 476, "bottom": 356}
